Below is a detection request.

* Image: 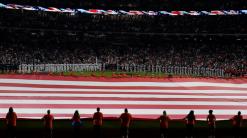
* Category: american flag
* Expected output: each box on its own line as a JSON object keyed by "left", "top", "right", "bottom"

{"left": 0, "top": 75, "right": 246, "bottom": 120}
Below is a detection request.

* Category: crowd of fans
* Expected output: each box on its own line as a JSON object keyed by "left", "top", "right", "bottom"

{"left": 0, "top": 9, "right": 246, "bottom": 34}
{"left": 0, "top": 36, "right": 246, "bottom": 72}
{"left": 0, "top": 8, "right": 246, "bottom": 75}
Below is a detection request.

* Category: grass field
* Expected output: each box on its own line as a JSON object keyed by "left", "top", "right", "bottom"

{"left": 3, "top": 70, "right": 233, "bottom": 78}
{"left": 60, "top": 71, "right": 169, "bottom": 78}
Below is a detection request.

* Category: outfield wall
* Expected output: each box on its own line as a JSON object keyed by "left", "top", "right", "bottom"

{"left": 15, "top": 64, "right": 229, "bottom": 77}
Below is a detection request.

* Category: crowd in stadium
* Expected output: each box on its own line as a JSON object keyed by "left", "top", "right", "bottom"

{"left": 0, "top": 9, "right": 246, "bottom": 34}
{"left": 0, "top": 7, "right": 246, "bottom": 76}
{"left": 0, "top": 42, "right": 246, "bottom": 72}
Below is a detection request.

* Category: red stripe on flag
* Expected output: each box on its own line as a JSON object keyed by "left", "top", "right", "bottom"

{"left": 0, "top": 83, "right": 246, "bottom": 90}
{"left": 0, "top": 74, "right": 246, "bottom": 83}
{"left": 0, "top": 96, "right": 244, "bottom": 102}
{"left": 1, "top": 104, "right": 247, "bottom": 110}
{"left": 0, "top": 90, "right": 247, "bottom": 96}
{"left": 0, "top": 113, "right": 239, "bottom": 120}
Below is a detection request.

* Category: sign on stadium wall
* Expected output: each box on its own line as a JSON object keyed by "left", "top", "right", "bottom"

{"left": 0, "top": 3, "right": 247, "bottom": 16}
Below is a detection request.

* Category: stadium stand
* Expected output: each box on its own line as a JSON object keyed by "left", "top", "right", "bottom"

{"left": 0, "top": 9, "right": 246, "bottom": 33}
{"left": 0, "top": 1, "right": 247, "bottom": 138}
{"left": 0, "top": 8, "right": 246, "bottom": 76}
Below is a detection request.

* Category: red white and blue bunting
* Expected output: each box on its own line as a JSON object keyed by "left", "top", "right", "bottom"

{"left": 0, "top": 3, "right": 247, "bottom": 16}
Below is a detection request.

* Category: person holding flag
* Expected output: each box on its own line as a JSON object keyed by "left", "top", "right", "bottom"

{"left": 159, "top": 110, "right": 171, "bottom": 138}
{"left": 184, "top": 110, "right": 196, "bottom": 138}
{"left": 120, "top": 108, "right": 132, "bottom": 138}
{"left": 207, "top": 110, "right": 216, "bottom": 138}
{"left": 72, "top": 110, "right": 82, "bottom": 138}
{"left": 231, "top": 111, "right": 243, "bottom": 138}
{"left": 42, "top": 110, "right": 54, "bottom": 138}
{"left": 5, "top": 107, "right": 17, "bottom": 138}
{"left": 93, "top": 107, "right": 103, "bottom": 138}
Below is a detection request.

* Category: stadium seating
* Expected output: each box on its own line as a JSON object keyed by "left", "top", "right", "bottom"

{"left": 0, "top": 7, "right": 246, "bottom": 77}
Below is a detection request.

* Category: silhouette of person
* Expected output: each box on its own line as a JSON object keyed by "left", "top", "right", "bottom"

{"left": 72, "top": 110, "right": 82, "bottom": 138}
{"left": 5, "top": 107, "right": 17, "bottom": 138}
{"left": 184, "top": 110, "right": 196, "bottom": 138}
{"left": 42, "top": 110, "right": 54, "bottom": 138}
{"left": 207, "top": 110, "right": 216, "bottom": 138}
{"left": 93, "top": 107, "right": 103, "bottom": 138}
{"left": 159, "top": 110, "right": 171, "bottom": 138}
{"left": 120, "top": 108, "right": 132, "bottom": 138}
{"left": 231, "top": 111, "right": 243, "bottom": 138}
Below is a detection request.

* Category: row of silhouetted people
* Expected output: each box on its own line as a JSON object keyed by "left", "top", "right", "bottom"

{"left": 42, "top": 107, "right": 132, "bottom": 138}
{"left": 160, "top": 110, "right": 243, "bottom": 138}
{"left": 4, "top": 107, "right": 244, "bottom": 138}
{"left": 4, "top": 107, "right": 132, "bottom": 138}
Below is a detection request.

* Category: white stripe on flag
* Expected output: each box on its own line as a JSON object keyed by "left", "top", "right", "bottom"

{"left": 0, "top": 93, "right": 247, "bottom": 99}
{"left": 0, "top": 86, "right": 246, "bottom": 94}
{"left": 0, "top": 79, "right": 246, "bottom": 88}
{"left": 0, "top": 100, "right": 246, "bottom": 106}
{"left": 0, "top": 108, "right": 245, "bottom": 115}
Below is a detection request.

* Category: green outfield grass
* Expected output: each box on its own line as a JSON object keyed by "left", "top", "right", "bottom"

{"left": 56, "top": 71, "right": 176, "bottom": 78}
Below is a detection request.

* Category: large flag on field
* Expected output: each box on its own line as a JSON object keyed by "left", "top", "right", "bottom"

{"left": 0, "top": 75, "right": 246, "bottom": 120}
